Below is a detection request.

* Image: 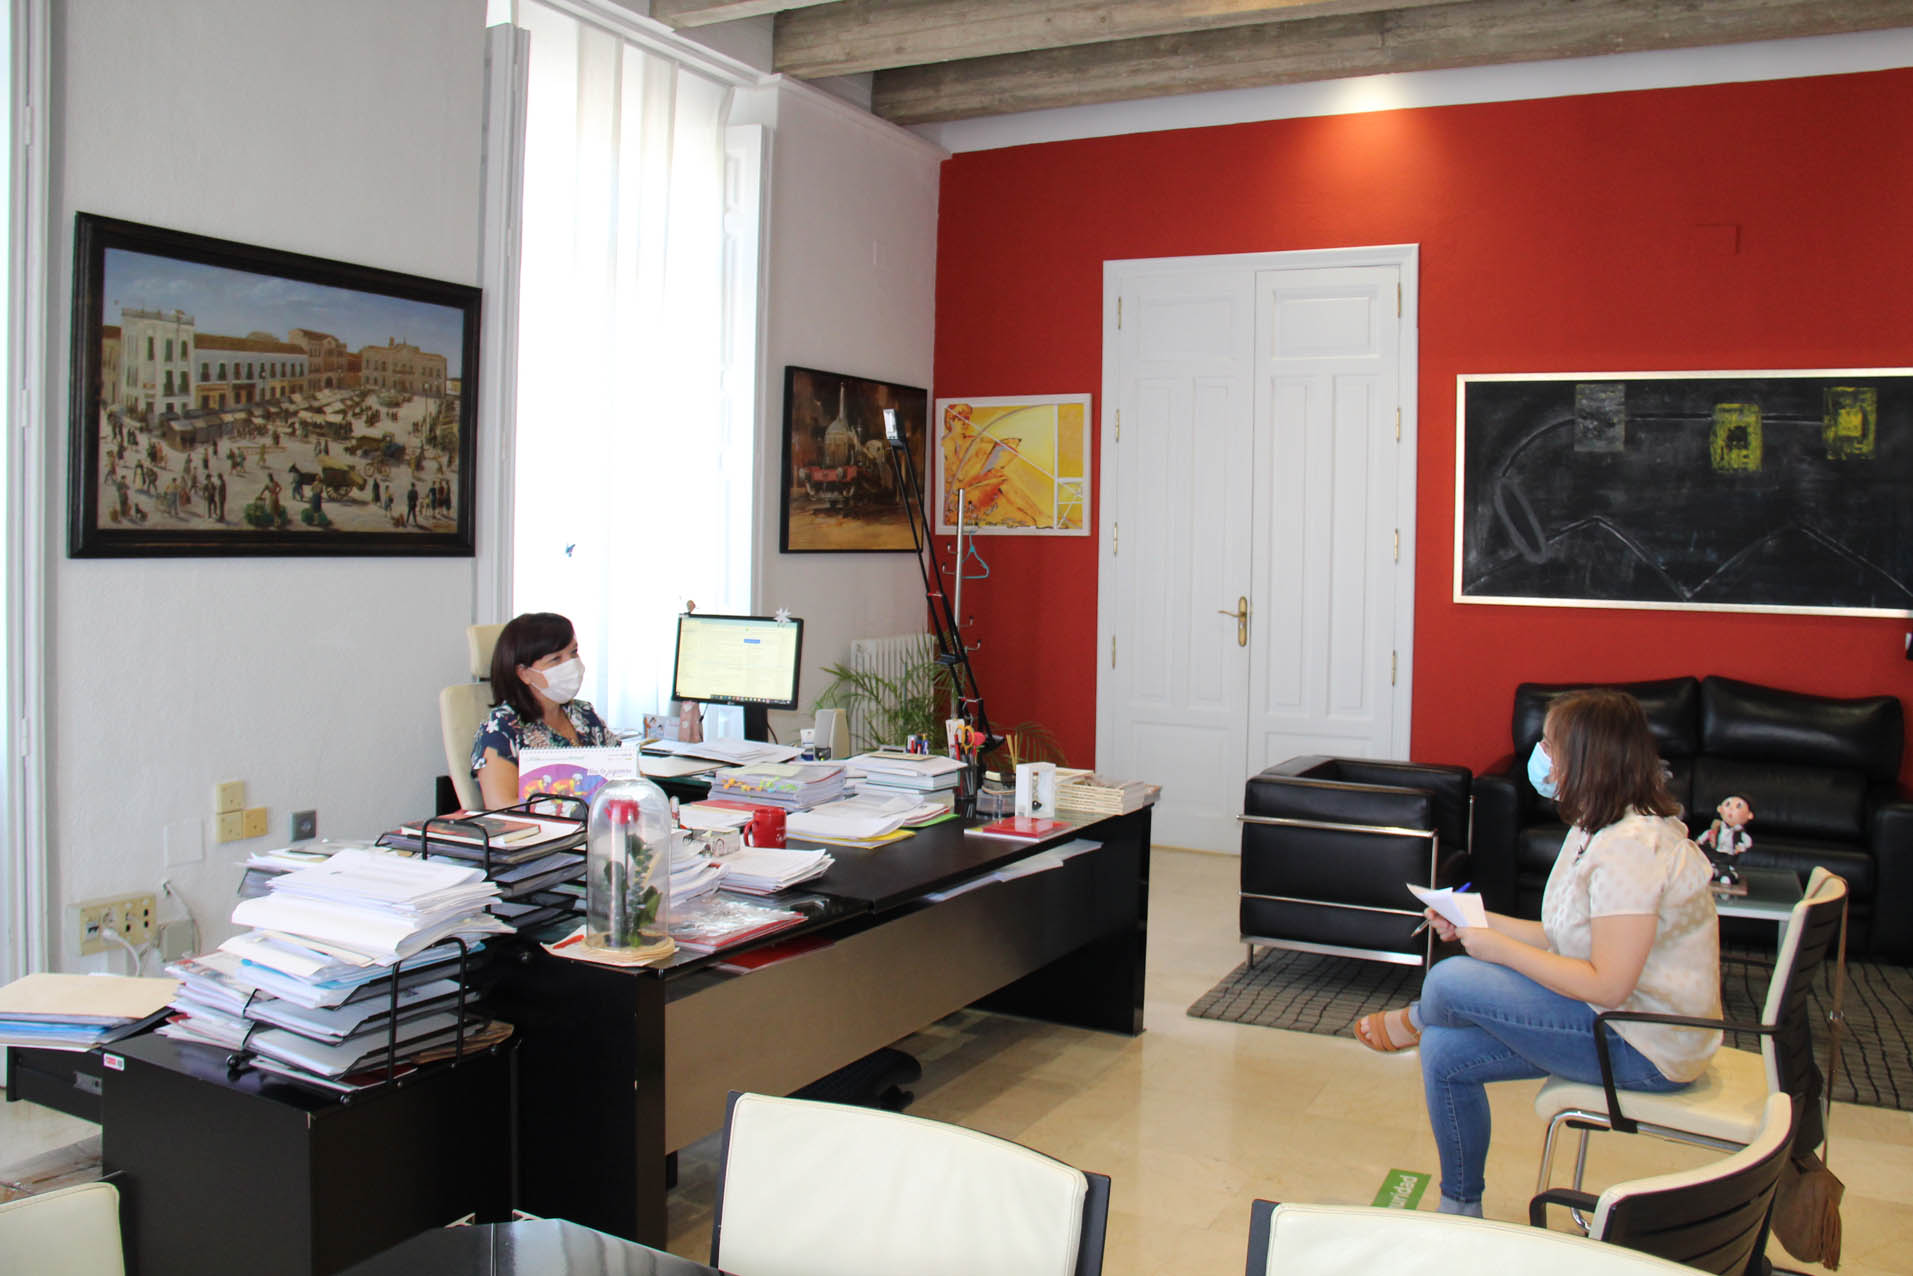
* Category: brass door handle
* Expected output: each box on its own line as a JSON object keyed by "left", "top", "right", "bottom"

{"left": 1216, "top": 596, "right": 1249, "bottom": 647}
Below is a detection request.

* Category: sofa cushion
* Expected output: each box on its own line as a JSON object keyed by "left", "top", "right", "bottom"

{"left": 1314, "top": 758, "right": 1473, "bottom": 850}
{"left": 1516, "top": 821, "right": 1572, "bottom": 880}
{"left": 1737, "top": 836, "right": 1875, "bottom": 896}
{"left": 1512, "top": 677, "right": 1701, "bottom": 762}
{"left": 1692, "top": 756, "right": 1868, "bottom": 842}
{"left": 1702, "top": 677, "right": 1903, "bottom": 782}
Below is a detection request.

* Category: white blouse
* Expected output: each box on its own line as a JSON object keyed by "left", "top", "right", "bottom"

{"left": 1540, "top": 811, "right": 1722, "bottom": 1083}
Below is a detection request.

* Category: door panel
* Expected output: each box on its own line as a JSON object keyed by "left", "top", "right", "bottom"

{"left": 1101, "top": 253, "right": 1411, "bottom": 854}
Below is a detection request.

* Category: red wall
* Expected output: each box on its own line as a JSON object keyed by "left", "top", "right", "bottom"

{"left": 932, "top": 69, "right": 1913, "bottom": 782}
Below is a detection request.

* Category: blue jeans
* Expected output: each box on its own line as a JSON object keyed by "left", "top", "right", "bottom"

{"left": 1417, "top": 956, "right": 1688, "bottom": 1206}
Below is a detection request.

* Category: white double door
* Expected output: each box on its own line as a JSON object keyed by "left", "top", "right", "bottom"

{"left": 1095, "top": 247, "right": 1417, "bottom": 853}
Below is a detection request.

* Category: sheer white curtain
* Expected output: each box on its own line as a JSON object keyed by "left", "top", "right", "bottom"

{"left": 509, "top": 0, "right": 751, "bottom": 731}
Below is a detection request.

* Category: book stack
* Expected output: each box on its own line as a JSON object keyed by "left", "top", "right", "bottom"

{"left": 669, "top": 841, "right": 728, "bottom": 906}
{"left": 709, "top": 762, "right": 847, "bottom": 811}
{"left": 1053, "top": 770, "right": 1159, "bottom": 816}
{"left": 0, "top": 973, "right": 177, "bottom": 1052}
{"left": 182, "top": 849, "right": 513, "bottom": 1093}
{"left": 382, "top": 810, "right": 588, "bottom": 932}
{"left": 845, "top": 752, "right": 966, "bottom": 805}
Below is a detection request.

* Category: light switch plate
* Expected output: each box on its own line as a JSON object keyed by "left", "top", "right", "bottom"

{"left": 214, "top": 780, "right": 245, "bottom": 814}
{"left": 241, "top": 806, "right": 269, "bottom": 839}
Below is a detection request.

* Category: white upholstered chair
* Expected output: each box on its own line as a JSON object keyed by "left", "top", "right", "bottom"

{"left": 1534, "top": 868, "right": 1846, "bottom": 1196}
{"left": 439, "top": 622, "right": 505, "bottom": 811}
{"left": 711, "top": 1091, "right": 1110, "bottom": 1276}
{"left": 0, "top": 1181, "right": 126, "bottom": 1276}
{"left": 1530, "top": 1091, "right": 1792, "bottom": 1276}
{"left": 1243, "top": 1201, "right": 1703, "bottom": 1275}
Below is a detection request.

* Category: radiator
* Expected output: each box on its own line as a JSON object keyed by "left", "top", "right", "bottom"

{"left": 845, "top": 632, "right": 938, "bottom": 752}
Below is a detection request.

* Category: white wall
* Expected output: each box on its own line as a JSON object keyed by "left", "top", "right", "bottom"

{"left": 748, "top": 79, "right": 945, "bottom": 740}
{"left": 46, "top": 0, "right": 486, "bottom": 962}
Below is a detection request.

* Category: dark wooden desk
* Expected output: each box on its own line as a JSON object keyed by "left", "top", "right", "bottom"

{"left": 342, "top": 1219, "right": 720, "bottom": 1276}
{"left": 100, "top": 1035, "right": 514, "bottom": 1276}
{"left": 485, "top": 806, "right": 1151, "bottom": 1246}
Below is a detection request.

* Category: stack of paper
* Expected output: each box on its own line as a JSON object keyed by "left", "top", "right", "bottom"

{"left": 713, "top": 846, "right": 835, "bottom": 895}
{"left": 846, "top": 752, "right": 967, "bottom": 797}
{"left": 667, "top": 894, "right": 806, "bottom": 954}
{"left": 785, "top": 793, "right": 944, "bottom": 843}
{"left": 670, "top": 843, "right": 728, "bottom": 905}
{"left": 651, "top": 738, "right": 800, "bottom": 765}
{"left": 710, "top": 762, "right": 847, "bottom": 810}
{"left": 379, "top": 812, "right": 587, "bottom": 927}
{"left": 1053, "top": 770, "right": 1159, "bottom": 816}
{"left": 0, "top": 973, "right": 178, "bottom": 1052}
{"left": 197, "top": 849, "right": 508, "bottom": 1091}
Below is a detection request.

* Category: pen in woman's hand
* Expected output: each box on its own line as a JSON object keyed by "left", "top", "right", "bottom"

{"left": 1410, "top": 881, "right": 1474, "bottom": 938}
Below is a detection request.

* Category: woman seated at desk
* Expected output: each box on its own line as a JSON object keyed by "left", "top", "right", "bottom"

{"left": 471, "top": 611, "right": 615, "bottom": 808}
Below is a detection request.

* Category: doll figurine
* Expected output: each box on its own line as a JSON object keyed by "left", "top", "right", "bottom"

{"left": 1697, "top": 794, "right": 1753, "bottom": 885}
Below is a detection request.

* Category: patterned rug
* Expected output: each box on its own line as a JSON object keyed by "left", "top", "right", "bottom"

{"left": 1187, "top": 946, "right": 1913, "bottom": 1111}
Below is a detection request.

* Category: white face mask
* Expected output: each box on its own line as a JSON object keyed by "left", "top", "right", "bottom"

{"left": 531, "top": 657, "right": 584, "bottom": 705}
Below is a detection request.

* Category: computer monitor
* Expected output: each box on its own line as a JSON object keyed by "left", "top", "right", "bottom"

{"left": 670, "top": 613, "right": 805, "bottom": 742}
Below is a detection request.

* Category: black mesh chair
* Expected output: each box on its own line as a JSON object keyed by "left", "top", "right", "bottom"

{"left": 1530, "top": 1092, "right": 1792, "bottom": 1276}
{"left": 1239, "top": 756, "right": 1472, "bottom": 967}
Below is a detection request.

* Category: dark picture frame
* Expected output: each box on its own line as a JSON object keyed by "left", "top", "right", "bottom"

{"left": 69, "top": 213, "right": 482, "bottom": 557}
{"left": 1455, "top": 368, "right": 1913, "bottom": 615}
{"left": 779, "top": 365, "right": 929, "bottom": 553}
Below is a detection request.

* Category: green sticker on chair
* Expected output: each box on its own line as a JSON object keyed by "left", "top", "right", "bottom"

{"left": 1372, "top": 1169, "right": 1430, "bottom": 1209}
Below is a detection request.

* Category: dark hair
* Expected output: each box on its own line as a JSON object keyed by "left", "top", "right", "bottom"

{"left": 1546, "top": 688, "right": 1681, "bottom": 832}
{"left": 490, "top": 612, "right": 575, "bottom": 721}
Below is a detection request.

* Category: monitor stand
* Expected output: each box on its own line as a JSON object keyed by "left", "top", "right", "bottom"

{"left": 742, "top": 703, "right": 771, "bottom": 743}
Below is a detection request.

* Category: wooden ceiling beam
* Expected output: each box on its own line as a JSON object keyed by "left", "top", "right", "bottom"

{"left": 772, "top": 0, "right": 1454, "bottom": 78}
{"left": 651, "top": 0, "right": 844, "bottom": 29}
{"left": 870, "top": 0, "right": 1913, "bottom": 124}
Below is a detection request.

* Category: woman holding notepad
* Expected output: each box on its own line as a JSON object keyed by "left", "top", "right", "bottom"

{"left": 471, "top": 612, "right": 616, "bottom": 808}
{"left": 1353, "top": 689, "right": 1720, "bottom": 1218}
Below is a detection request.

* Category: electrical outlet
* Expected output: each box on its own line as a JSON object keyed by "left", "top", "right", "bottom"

{"left": 241, "top": 806, "right": 269, "bottom": 839}
{"left": 75, "top": 893, "right": 157, "bottom": 956}
{"left": 214, "top": 780, "right": 246, "bottom": 814}
{"left": 290, "top": 809, "right": 317, "bottom": 841}
{"left": 215, "top": 811, "right": 246, "bottom": 844}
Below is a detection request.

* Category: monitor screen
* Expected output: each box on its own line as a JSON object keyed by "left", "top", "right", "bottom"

{"left": 670, "top": 613, "right": 804, "bottom": 711}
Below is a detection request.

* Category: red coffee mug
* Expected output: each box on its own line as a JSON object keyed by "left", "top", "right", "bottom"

{"left": 745, "top": 806, "right": 786, "bottom": 849}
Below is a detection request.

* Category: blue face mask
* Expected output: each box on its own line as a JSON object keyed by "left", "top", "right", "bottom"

{"left": 1527, "top": 740, "right": 1559, "bottom": 799}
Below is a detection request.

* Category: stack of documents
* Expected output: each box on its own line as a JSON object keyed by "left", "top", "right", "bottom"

{"left": 650, "top": 738, "right": 800, "bottom": 765}
{"left": 713, "top": 846, "right": 835, "bottom": 895}
{"left": 670, "top": 841, "right": 728, "bottom": 905}
{"left": 668, "top": 894, "right": 806, "bottom": 954}
{"left": 785, "top": 793, "right": 946, "bottom": 844}
{"left": 198, "top": 849, "right": 509, "bottom": 1091}
{"left": 1053, "top": 771, "right": 1160, "bottom": 816}
{"left": 0, "top": 973, "right": 178, "bottom": 1052}
{"left": 379, "top": 811, "right": 587, "bottom": 926}
{"left": 710, "top": 762, "right": 847, "bottom": 810}
{"left": 846, "top": 752, "right": 967, "bottom": 797}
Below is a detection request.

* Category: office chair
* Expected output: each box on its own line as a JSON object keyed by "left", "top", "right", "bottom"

{"left": 1535, "top": 868, "right": 1846, "bottom": 1198}
{"left": 711, "top": 1091, "right": 1110, "bottom": 1276}
{"left": 439, "top": 622, "right": 505, "bottom": 811}
{"left": 1530, "top": 1091, "right": 1792, "bottom": 1275}
{"left": 1243, "top": 1200, "right": 1701, "bottom": 1275}
{"left": 0, "top": 1181, "right": 126, "bottom": 1276}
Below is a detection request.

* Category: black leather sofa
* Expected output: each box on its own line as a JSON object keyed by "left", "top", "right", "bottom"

{"left": 1474, "top": 676, "right": 1913, "bottom": 960}
{"left": 1240, "top": 757, "right": 1473, "bottom": 965}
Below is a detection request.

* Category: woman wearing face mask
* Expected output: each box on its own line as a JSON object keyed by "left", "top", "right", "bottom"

{"left": 1352, "top": 688, "right": 1720, "bottom": 1218}
{"left": 470, "top": 612, "right": 616, "bottom": 808}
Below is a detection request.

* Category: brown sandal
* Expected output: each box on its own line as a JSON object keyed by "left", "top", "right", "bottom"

{"left": 1353, "top": 1008, "right": 1421, "bottom": 1053}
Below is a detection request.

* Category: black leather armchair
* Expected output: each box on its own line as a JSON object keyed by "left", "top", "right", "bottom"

{"left": 1240, "top": 757, "right": 1472, "bottom": 966}
{"left": 1473, "top": 675, "right": 1913, "bottom": 960}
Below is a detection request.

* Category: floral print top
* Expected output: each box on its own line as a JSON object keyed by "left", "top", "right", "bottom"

{"left": 470, "top": 699, "right": 615, "bottom": 777}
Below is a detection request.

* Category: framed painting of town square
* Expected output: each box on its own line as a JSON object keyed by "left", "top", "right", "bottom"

{"left": 67, "top": 213, "right": 481, "bottom": 557}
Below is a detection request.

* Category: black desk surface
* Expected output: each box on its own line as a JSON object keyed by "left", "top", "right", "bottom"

{"left": 799, "top": 813, "right": 1102, "bottom": 910}
{"left": 340, "top": 1219, "right": 720, "bottom": 1275}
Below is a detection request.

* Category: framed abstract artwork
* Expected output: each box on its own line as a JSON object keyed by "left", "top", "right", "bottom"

{"left": 68, "top": 213, "right": 481, "bottom": 557}
{"left": 779, "top": 365, "right": 929, "bottom": 553}
{"left": 932, "top": 394, "right": 1091, "bottom": 535}
{"left": 1455, "top": 369, "right": 1913, "bottom": 615}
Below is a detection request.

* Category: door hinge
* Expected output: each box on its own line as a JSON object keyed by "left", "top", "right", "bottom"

{"left": 1111, "top": 635, "right": 1117, "bottom": 668}
{"left": 1396, "top": 282, "right": 1402, "bottom": 317}
{"left": 1391, "top": 651, "right": 1398, "bottom": 686}
{"left": 1117, "top": 296, "right": 1123, "bottom": 329}
{"left": 1393, "top": 529, "right": 1399, "bottom": 562}
{"left": 1395, "top": 407, "right": 1401, "bottom": 441}
{"left": 1112, "top": 521, "right": 1118, "bottom": 556}
{"left": 1115, "top": 409, "right": 1120, "bottom": 442}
